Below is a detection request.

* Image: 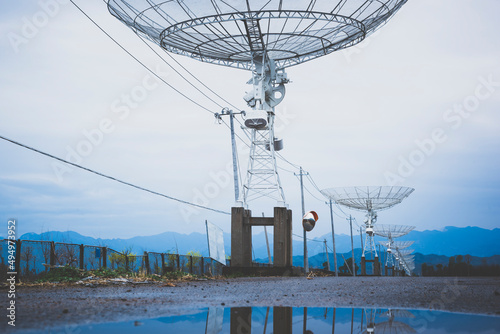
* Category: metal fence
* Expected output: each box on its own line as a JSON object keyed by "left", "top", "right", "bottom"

{"left": 0, "top": 239, "right": 224, "bottom": 282}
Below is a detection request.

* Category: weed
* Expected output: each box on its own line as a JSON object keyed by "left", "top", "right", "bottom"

{"left": 36, "top": 265, "right": 84, "bottom": 283}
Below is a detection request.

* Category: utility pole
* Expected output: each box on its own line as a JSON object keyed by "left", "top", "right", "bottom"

{"left": 348, "top": 215, "right": 356, "bottom": 277}
{"left": 378, "top": 244, "right": 383, "bottom": 276}
{"left": 263, "top": 212, "right": 272, "bottom": 265}
{"left": 360, "top": 226, "right": 363, "bottom": 251}
{"left": 328, "top": 199, "right": 338, "bottom": 277}
{"left": 324, "top": 239, "right": 330, "bottom": 271}
{"left": 215, "top": 108, "right": 245, "bottom": 203}
{"left": 295, "top": 166, "right": 309, "bottom": 274}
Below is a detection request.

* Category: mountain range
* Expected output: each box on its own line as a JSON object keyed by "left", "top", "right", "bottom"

{"left": 16, "top": 225, "right": 500, "bottom": 260}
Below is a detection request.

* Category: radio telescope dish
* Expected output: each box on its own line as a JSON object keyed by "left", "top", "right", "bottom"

{"left": 105, "top": 1, "right": 409, "bottom": 210}
{"left": 106, "top": 0, "right": 408, "bottom": 70}
{"left": 321, "top": 186, "right": 414, "bottom": 212}
{"left": 373, "top": 224, "right": 415, "bottom": 238}
{"left": 392, "top": 241, "right": 414, "bottom": 249}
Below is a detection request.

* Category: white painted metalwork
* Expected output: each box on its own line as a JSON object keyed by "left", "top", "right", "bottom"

{"left": 106, "top": 1, "right": 409, "bottom": 210}
{"left": 106, "top": 1, "right": 408, "bottom": 71}
{"left": 322, "top": 186, "right": 414, "bottom": 275}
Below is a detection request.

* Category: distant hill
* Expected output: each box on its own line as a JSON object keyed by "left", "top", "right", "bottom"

{"left": 397, "top": 226, "right": 500, "bottom": 257}
{"left": 256, "top": 250, "right": 500, "bottom": 275}
{"left": 18, "top": 226, "right": 500, "bottom": 260}
{"left": 310, "top": 226, "right": 500, "bottom": 258}
{"left": 19, "top": 230, "right": 215, "bottom": 256}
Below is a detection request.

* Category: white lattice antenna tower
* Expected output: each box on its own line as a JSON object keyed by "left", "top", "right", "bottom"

{"left": 239, "top": 56, "right": 288, "bottom": 207}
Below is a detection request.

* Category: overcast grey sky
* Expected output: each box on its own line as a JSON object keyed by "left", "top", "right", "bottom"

{"left": 1, "top": 0, "right": 499, "bottom": 241}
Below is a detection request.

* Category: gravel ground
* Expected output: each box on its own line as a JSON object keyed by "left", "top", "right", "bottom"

{"left": 4, "top": 276, "right": 500, "bottom": 331}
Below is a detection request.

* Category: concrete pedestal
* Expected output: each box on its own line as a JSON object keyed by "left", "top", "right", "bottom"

{"left": 231, "top": 207, "right": 292, "bottom": 269}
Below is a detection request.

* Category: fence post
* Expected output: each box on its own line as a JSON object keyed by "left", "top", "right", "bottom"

{"left": 79, "top": 244, "right": 84, "bottom": 270}
{"left": 189, "top": 256, "right": 193, "bottom": 274}
{"left": 201, "top": 257, "right": 204, "bottom": 276}
{"left": 102, "top": 247, "right": 107, "bottom": 269}
{"left": 50, "top": 241, "right": 56, "bottom": 267}
{"left": 15, "top": 240, "right": 22, "bottom": 283}
{"left": 125, "top": 254, "right": 129, "bottom": 272}
{"left": 161, "top": 253, "right": 165, "bottom": 275}
{"left": 144, "top": 252, "right": 150, "bottom": 275}
{"left": 176, "top": 254, "right": 180, "bottom": 271}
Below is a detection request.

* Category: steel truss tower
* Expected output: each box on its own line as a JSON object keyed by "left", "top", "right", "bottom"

{"left": 242, "top": 117, "right": 285, "bottom": 206}
{"left": 361, "top": 208, "right": 379, "bottom": 275}
{"left": 240, "top": 55, "right": 288, "bottom": 207}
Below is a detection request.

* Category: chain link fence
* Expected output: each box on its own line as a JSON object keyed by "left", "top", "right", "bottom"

{"left": 0, "top": 239, "right": 224, "bottom": 282}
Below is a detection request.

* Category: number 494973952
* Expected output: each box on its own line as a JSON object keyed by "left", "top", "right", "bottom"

{"left": 7, "top": 220, "right": 16, "bottom": 271}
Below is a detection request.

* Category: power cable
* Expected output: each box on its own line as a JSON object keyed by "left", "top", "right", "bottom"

{"left": 0, "top": 134, "right": 230, "bottom": 215}
{"left": 292, "top": 233, "right": 323, "bottom": 243}
{"left": 104, "top": 0, "right": 243, "bottom": 112}
{"left": 134, "top": 32, "right": 245, "bottom": 112}
{"left": 69, "top": 0, "right": 216, "bottom": 115}
{"left": 276, "top": 152, "right": 301, "bottom": 170}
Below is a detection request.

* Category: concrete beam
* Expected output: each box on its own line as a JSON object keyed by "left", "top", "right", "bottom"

{"left": 247, "top": 217, "right": 274, "bottom": 226}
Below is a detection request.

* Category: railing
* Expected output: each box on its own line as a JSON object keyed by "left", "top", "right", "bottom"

{"left": 0, "top": 239, "right": 224, "bottom": 281}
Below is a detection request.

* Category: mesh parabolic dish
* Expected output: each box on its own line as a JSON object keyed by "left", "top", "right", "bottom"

{"left": 373, "top": 224, "right": 415, "bottom": 238}
{"left": 321, "top": 186, "right": 414, "bottom": 211}
{"left": 106, "top": 0, "right": 408, "bottom": 70}
{"left": 393, "top": 240, "right": 414, "bottom": 249}
{"left": 379, "top": 240, "right": 415, "bottom": 249}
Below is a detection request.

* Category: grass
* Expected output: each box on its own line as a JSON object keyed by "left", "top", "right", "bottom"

{"left": 36, "top": 266, "right": 85, "bottom": 283}
{"left": 33, "top": 265, "right": 208, "bottom": 284}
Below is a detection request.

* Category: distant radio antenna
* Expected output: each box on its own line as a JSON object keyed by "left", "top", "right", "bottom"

{"left": 375, "top": 224, "right": 415, "bottom": 276}
{"left": 321, "top": 186, "right": 414, "bottom": 275}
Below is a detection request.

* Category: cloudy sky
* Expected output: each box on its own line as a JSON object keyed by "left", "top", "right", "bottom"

{"left": 1, "top": 0, "right": 499, "bottom": 242}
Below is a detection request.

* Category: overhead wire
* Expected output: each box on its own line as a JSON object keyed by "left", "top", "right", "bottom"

{"left": 278, "top": 153, "right": 351, "bottom": 219}
{"left": 68, "top": 0, "right": 216, "bottom": 115}
{"left": 102, "top": 0, "right": 246, "bottom": 113}
{"left": 292, "top": 233, "right": 323, "bottom": 243}
{"left": 70, "top": 0, "right": 255, "bottom": 154}
{"left": 69, "top": 0, "right": 357, "bottom": 225}
{"left": 67, "top": 0, "right": 254, "bottom": 212}
{"left": 0, "top": 134, "right": 231, "bottom": 215}
{"left": 276, "top": 152, "right": 301, "bottom": 170}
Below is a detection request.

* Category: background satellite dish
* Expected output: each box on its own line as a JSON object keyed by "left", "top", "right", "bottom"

{"left": 302, "top": 211, "right": 318, "bottom": 232}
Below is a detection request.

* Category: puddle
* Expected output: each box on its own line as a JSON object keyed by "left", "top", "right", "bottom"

{"left": 23, "top": 307, "right": 500, "bottom": 333}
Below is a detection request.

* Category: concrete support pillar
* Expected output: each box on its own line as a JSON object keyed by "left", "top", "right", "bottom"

{"left": 273, "top": 207, "right": 292, "bottom": 267}
{"left": 374, "top": 256, "right": 380, "bottom": 276}
{"left": 231, "top": 307, "right": 252, "bottom": 334}
{"left": 231, "top": 207, "right": 292, "bottom": 269}
{"left": 361, "top": 257, "right": 366, "bottom": 276}
{"left": 231, "top": 207, "right": 252, "bottom": 267}
{"left": 273, "top": 307, "right": 292, "bottom": 334}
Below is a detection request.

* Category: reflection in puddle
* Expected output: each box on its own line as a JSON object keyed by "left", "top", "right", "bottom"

{"left": 46, "top": 307, "right": 500, "bottom": 333}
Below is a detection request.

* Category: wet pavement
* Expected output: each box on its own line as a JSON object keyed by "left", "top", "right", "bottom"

{"left": 5, "top": 276, "right": 500, "bottom": 332}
